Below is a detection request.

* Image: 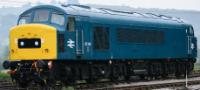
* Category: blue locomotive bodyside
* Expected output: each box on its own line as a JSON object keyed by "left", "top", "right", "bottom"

{"left": 17, "top": 4, "right": 197, "bottom": 60}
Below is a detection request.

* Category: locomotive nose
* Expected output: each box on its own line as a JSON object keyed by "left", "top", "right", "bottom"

{"left": 9, "top": 24, "right": 57, "bottom": 60}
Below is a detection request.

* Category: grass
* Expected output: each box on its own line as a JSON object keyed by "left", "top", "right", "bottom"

{"left": 194, "top": 63, "right": 200, "bottom": 71}
{"left": 62, "top": 86, "right": 75, "bottom": 90}
{"left": 0, "top": 72, "right": 10, "bottom": 79}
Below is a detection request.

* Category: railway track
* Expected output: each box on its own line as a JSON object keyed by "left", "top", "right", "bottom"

{"left": 117, "top": 78, "right": 200, "bottom": 90}
{"left": 0, "top": 78, "right": 62, "bottom": 90}
{"left": 0, "top": 71, "right": 200, "bottom": 90}
{"left": 76, "top": 71, "right": 200, "bottom": 90}
{"left": 76, "top": 77, "right": 200, "bottom": 90}
{"left": 0, "top": 79, "right": 17, "bottom": 90}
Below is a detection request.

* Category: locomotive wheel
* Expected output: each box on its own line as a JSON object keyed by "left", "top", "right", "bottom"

{"left": 16, "top": 78, "right": 30, "bottom": 88}
{"left": 86, "top": 65, "right": 97, "bottom": 83}
{"left": 110, "top": 65, "right": 121, "bottom": 82}
{"left": 125, "top": 75, "right": 131, "bottom": 81}
{"left": 17, "top": 82, "right": 28, "bottom": 88}
{"left": 175, "top": 62, "right": 182, "bottom": 78}
{"left": 161, "top": 73, "right": 168, "bottom": 78}
{"left": 175, "top": 73, "right": 181, "bottom": 78}
{"left": 139, "top": 75, "right": 145, "bottom": 80}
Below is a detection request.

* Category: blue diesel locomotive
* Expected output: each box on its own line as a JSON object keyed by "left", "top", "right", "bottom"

{"left": 3, "top": 4, "right": 197, "bottom": 86}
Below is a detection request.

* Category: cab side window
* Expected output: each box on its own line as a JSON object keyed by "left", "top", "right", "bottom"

{"left": 67, "top": 17, "right": 75, "bottom": 32}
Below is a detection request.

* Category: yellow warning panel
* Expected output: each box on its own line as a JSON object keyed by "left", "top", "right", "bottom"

{"left": 9, "top": 24, "right": 57, "bottom": 60}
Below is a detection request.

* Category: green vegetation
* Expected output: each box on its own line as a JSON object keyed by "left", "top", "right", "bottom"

{"left": 62, "top": 86, "right": 75, "bottom": 90}
{"left": 194, "top": 63, "right": 200, "bottom": 71}
{"left": 0, "top": 72, "right": 10, "bottom": 78}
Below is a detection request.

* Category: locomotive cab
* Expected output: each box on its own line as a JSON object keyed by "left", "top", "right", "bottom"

{"left": 9, "top": 6, "right": 72, "bottom": 60}
{"left": 13, "top": 6, "right": 85, "bottom": 60}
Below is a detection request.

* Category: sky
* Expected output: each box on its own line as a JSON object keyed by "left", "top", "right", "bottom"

{"left": 0, "top": 0, "right": 200, "bottom": 11}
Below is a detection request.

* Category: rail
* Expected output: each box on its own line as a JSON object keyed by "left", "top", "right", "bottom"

{"left": 0, "top": 70, "right": 199, "bottom": 90}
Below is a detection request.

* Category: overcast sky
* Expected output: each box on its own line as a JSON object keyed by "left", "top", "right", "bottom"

{"left": 0, "top": 0, "right": 200, "bottom": 11}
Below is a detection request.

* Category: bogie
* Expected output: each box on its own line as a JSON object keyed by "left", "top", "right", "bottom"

{"left": 5, "top": 59, "right": 195, "bottom": 87}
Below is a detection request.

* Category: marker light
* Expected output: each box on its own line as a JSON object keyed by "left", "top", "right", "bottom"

{"left": 48, "top": 61, "right": 53, "bottom": 69}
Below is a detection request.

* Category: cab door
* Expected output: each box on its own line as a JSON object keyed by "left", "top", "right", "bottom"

{"left": 187, "top": 28, "right": 197, "bottom": 57}
{"left": 64, "top": 16, "right": 91, "bottom": 59}
{"left": 64, "top": 16, "right": 76, "bottom": 59}
{"left": 62, "top": 16, "right": 91, "bottom": 60}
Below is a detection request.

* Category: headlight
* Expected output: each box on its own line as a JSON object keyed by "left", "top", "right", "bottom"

{"left": 20, "top": 41, "right": 24, "bottom": 46}
{"left": 35, "top": 41, "right": 39, "bottom": 46}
